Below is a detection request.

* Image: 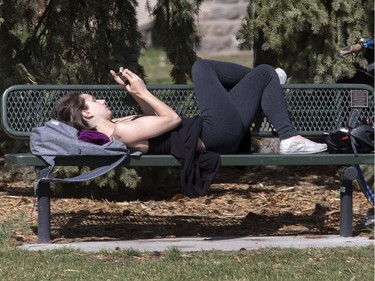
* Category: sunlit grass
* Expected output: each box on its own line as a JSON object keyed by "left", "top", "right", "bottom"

{"left": 0, "top": 245, "right": 373, "bottom": 281}
{"left": 139, "top": 48, "right": 253, "bottom": 84}
{"left": 140, "top": 48, "right": 174, "bottom": 84}
{"left": 0, "top": 198, "right": 373, "bottom": 281}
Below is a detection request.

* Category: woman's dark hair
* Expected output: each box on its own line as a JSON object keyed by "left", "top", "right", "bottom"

{"left": 53, "top": 92, "right": 91, "bottom": 131}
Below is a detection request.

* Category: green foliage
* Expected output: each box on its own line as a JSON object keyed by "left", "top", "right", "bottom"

{"left": 354, "top": 164, "right": 374, "bottom": 192}
{"left": 2, "top": 165, "right": 37, "bottom": 184}
{"left": 0, "top": 0, "right": 25, "bottom": 88}
{"left": 135, "top": 166, "right": 179, "bottom": 188}
{"left": 51, "top": 166, "right": 142, "bottom": 191}
{"left": 0, "top": 0, "right": 145, "bottom": 91}
{"left": 140, "top": 47, "right": 174, "bottom": 84}
{"left": 147, "top": 0, "right": 202, "bottom": 83}
{"left": 0, "top": 138, "right": 29, "bottom": 156}
{"left": 237, "top": 0, "right": 374, "bottom": 83}
{"left": 0, "top": 0, "right": 205, "bottom": 89}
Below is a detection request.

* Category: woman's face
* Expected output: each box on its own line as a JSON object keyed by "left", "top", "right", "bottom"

{"left": 80, "top": 94, "right": 112, "bottom": 120}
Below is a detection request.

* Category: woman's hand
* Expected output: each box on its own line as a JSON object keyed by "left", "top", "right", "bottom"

{"left": 110, "top": 68, "right": 147, "bottom": 95}
{"left": 110, "top": 67, "right": 155, "bottom": 115}
{"left": 109, "top": 66, "right": 181, "bottom": 125}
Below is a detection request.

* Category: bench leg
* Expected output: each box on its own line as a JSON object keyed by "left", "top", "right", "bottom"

{"left": 37, "top": 169, "right": 52, "bottom": 243}
{"left": 339, "top": 166, "right": 358, "bottom": 237}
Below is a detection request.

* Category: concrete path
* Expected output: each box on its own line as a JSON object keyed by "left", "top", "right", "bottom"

{"left": 21, "top": 235, "right": 374, "bottom": 253}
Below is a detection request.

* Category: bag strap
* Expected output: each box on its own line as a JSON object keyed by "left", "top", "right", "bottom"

{"left": 33, "top": 154, "right": 127, "bottom": 193}
{"left": 349, "top": 134, "right": 359, "bottom": 156}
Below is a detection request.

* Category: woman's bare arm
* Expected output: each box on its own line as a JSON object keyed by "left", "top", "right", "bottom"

{"left": 110, "top": 68, "right": 172, "bottom": 117}
{"left": 113, "top": 115, "right": 179, "bottom": 144}
{"left": 110, "top": 68, "right": 181, "bottom": 143}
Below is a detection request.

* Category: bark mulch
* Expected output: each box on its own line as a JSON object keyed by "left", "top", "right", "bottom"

{"left": 0, "top": 164, "right": 373, "bottom": 245}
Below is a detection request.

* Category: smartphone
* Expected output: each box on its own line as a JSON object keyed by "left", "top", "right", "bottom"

{"left": 117, "top": 71, "right": 130, "bottom": 85}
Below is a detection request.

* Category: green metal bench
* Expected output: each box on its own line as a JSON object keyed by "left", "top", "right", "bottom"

{"left": 1, "top": 84, "right": 374, "bottom": 243}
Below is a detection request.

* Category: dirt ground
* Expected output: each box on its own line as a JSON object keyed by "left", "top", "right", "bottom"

{"left": 0, "top": 161, "right": 373, "bottom": 245}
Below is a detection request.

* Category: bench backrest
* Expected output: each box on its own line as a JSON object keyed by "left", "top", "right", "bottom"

{"left": 1, "top": 84, "right": 374, "bottom": 139}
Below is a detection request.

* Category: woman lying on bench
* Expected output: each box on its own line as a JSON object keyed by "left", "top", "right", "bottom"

{"left": 53, "top": 59, "right": 327, "bottom": 197}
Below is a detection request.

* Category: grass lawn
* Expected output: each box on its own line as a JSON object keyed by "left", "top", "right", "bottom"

{"left": 0, "top": 244, "right": 373, "bottom": 281}
{"left": 1, "top": 214, "right": 374, "bottom": 281}
{"left": 139, "top": 48, "right": 252, "bottom": 84}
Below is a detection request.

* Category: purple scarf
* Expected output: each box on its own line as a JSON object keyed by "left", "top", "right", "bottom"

{"left": 78, "top": 129, "right": 110, "bottom": 145}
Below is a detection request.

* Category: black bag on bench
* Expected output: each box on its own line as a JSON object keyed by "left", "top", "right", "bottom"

{"left": 323, "top": 123, "right": 374, "bottom": 154}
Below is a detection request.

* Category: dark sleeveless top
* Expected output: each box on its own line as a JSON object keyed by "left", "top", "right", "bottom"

{"left": 148, "top": 131, "right": 172, "bottom": 154}
{"left": 147, "top": 116, "right": 221, "bottom": 198}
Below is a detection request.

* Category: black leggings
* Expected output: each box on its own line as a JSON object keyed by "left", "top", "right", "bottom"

{"left": 192, "top": 59, "right": 298, "bottom": 153}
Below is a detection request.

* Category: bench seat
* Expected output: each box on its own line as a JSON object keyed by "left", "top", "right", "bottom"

{"left": 5, "top": 152, "right": 374, "bottom": 167}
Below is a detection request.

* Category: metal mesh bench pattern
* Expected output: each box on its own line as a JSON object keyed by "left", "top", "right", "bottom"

{"left": 2, "top": 84, "right": 374, "bottom": 138}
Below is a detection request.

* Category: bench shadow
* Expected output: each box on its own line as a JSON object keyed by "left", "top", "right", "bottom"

{"left": 3, "top": 166, "right": 339, "bottom": 202}
{"left": 50, "top": 209, "right": 340, "bottom": 242}
{"left": 4, "top": 165, "right": 350, "bottom": 242}
{"left": 45, "top": 166, "right": 344, "bottom": 242}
